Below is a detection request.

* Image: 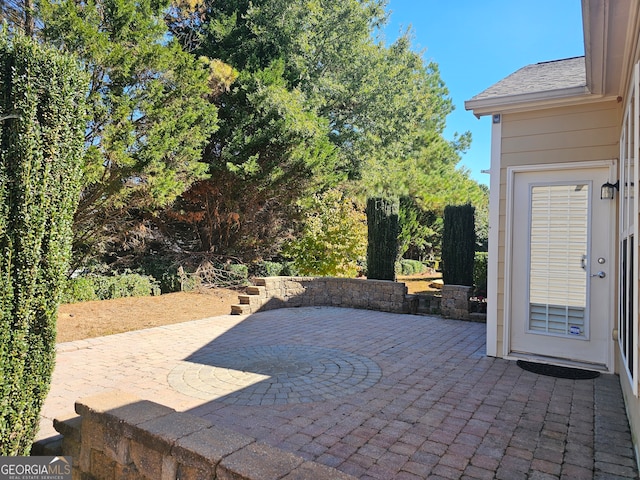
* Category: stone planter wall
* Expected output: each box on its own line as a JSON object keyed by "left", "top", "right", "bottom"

{"left": 440, "top": 284, "right": 473, "bottom": 320}
{"left": 54, "top": 390, "right": 356, "bottom": 480}
{"left": 232, "top": 276, "right": 417, "bottom": 315}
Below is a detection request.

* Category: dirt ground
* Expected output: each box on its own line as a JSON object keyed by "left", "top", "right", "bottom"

{"left": 57, "top": 288, "right": 244, "bottom": 343}
{"left": 56, "top": 275, "right": 441, "bottom": 343}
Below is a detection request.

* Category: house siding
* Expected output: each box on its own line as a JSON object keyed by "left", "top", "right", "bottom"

{"left": 494, "top": 100, "right": 620, "bottom": 359}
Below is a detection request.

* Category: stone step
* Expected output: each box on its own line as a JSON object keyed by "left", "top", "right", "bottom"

{"left": 238, "top": 294, "right": 262, "bottom": 306}
{"left": 253, "top": 277, "right": 267, "bottom": 286}
{"left": 246, "top": 285, "right": 266, "bottom": 296}
{"left": 231, "top": 304, "right": 252, "bottom": 315}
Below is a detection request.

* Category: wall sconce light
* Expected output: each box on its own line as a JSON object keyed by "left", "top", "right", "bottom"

{"left": 601, "top": 180, "right": 619, "bottom": 200}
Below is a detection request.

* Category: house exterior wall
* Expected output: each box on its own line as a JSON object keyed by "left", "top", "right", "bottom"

{"left": 492, "top": 100, "right": 620, "bottom": 358}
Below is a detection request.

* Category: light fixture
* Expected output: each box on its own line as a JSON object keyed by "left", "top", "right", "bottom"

{"left": 601, "top": 180, "right": 620, "bottom": 200}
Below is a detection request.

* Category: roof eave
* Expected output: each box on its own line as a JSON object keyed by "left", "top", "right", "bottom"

{"left": 465, "top": 85, "right": 597, "bottom": 117}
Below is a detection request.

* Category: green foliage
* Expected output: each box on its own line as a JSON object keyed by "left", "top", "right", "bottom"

{"left": 227, "top": 264, "right": 249, "bottom": 282}
{"left": 398, "top": 259, "right": 428, "bottom": 276}
{"left": 366, "top": 197, "right": 399, "bottom": 281}
{"left": 134, "top": 256, "right": 182, "bottom": 294}
{"left": 250, "top": 260, "right": 299, "bottom": 277}
{"left": 62, "top": 273, "right": 160, "bottom": 303}
{"left": 475, "top": 185, "right": 489, "bottom": 252}
{"left": 284, "top": 189, "right": 367, "bottom": 277}
{"left": 398, "top": 196, "right": 440, "bottom": 261}
{"left": 474, "top": 252, "right": 488, "bottom": 297}
{"left": 0, "top": 32, "right": 86, "bottom": 454}
{"left": 170, "top": 59, "right": 341, "bottom": 257}
{"left": 251, "top": 261, "right": 286, "bottom": 277}
{"left": 37, "top": 0, "right": 219, "bottom": 267}
{"left": 442, "top": 204, "right": 476, "bottom": 286}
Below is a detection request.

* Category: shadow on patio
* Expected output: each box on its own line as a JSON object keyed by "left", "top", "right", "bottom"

{"left": 40, "top": 304, "right": 637, "bottom": 478}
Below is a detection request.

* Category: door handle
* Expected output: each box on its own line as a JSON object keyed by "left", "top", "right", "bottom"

{"left": 591, "top": 271, "right": 606, "bottom": 278}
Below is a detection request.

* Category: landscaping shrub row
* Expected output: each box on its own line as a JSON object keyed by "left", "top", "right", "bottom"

{"left": 398, "top": 259, "right": 429, "bottom": 276}
{"left": 62, "top": 257, "right": 476, "bottom": 304}
{"left": 62, "top": 273, "right": 161, "bottom": 303}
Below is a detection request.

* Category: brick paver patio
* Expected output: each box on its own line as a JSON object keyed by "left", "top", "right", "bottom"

{"left": 39, "top": 307, "right": 638, "bottom": 479}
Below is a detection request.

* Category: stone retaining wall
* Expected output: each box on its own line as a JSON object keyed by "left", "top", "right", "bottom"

{"left": 232, "top": 276, "right": 417, "bottom": 315}
{"left": 440, "top": 284, "right": 473, "bottom": 320}
{"left": 54, "top": 390, "right": 356, "bottom": 480}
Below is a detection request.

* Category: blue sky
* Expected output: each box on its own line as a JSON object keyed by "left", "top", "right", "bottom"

{"left": 382, "top": 0, "right": 584, "bottom": 185}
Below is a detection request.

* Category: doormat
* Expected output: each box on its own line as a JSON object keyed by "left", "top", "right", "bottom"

{"left": 517, "top": 360, "right": 600, "bottom": 379}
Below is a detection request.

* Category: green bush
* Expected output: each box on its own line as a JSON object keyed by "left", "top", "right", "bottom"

{"left": 474, "top": 252, "right": 488, "bottom": 297}
{"left": 62, "top": 273, "right": 160, "bottom": 303}
{"left": 398, "top": 259, "right": 427, "bottom": 276}
{"left": 251, "top": 261, "right": 285, "bottom": 277}
{"left": 366, "top": 197, "right": 400, "bottom": 281}
{"left": 0, "top": 32, "right": 87, "bottom": 454}
{"left": 250, "top": 260, "right": 301, "bottom": 277}
{"left": 62, "top": 277, "right": 99, "bottom": 303}
{"left": 227, "top": 264, "right": 249, "bottom": 284}
{"left": 284, "top": 190, "right": 367, "bottom": 277}
{"left": 442, "top": 204, "right": 476, "bottom": 286}
{"left": 135, "top": 256, "right": 181, "bottom": 294}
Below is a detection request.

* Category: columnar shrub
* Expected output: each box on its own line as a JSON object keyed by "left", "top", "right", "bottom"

{"left": 442, "top": 204, "right": 476, "bottom": 286}
{"left": 366, "top": 197, "right": 399, "bottom": 281}
{"left": 0, "top": 33, "right": 86, "bottom": 454}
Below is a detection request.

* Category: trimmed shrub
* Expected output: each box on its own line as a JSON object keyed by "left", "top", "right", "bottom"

{"left": 62, "top": 273, "right": 161, "bottom": 303}
{"left": 249, "top": 261, "right": 301, "bottom": 278}
{"left": 226, "top": 264, "right": 249, "bottom": 284}
{"left": 442, "top": 204, "right": 476, "bottom": 286}
{"left": 0, "top": 33, "right": 87, "bottom": 454}
{"left": 366, "top": 197, "right": 399, "bottom": 281}
{"left": 264, "top": 261, "right": 284, "bottom": 277}
{"left": 399, "top": 259, "right": 427, "bottom": 276}
{"left": 474, "top": 252, "right": 488, "bottom": 297}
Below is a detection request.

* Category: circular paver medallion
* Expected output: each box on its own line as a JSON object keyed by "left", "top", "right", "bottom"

{"left": 167, "top": 345, "right": 382, "bottom": 405}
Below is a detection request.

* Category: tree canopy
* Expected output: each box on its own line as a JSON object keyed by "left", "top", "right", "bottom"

{"left": 8, "top": 0, "right": 487, "bottom": 272}
{"left": 37, "top": 0, "right": 220, "bottom": 266}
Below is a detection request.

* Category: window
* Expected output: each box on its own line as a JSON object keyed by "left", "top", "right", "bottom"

{"left": 529, "top": 184, "right": 588, "bottom": 337}
{"left": 619, "top": 62, "right": 639, "bottom": 395}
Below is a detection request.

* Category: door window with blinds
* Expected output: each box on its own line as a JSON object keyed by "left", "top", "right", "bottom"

{"left": 528, "top": 183, "right": 590, "bottom": 338}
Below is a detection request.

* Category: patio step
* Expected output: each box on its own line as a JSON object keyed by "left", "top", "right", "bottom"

{"left": 246, "top": 285, "right": 266, "bottom": 297}
{"left": 238, "top": 294, "right": 262, "bottom": 306}
{"left": 231, "top": 304, "right": 252, "bottom": 315}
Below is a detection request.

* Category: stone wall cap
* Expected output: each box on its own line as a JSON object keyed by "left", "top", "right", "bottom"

{"left": 137, "top": 411, "right": 213, "bottom": 447}
{"left": 173, "top": 425, "right": 255, "bottom": 467}
{"left": 75, "top": 390, "right": 175, "bottom": 426}
{"left": 219, "top": 442, "right": 304, "bottom": 479}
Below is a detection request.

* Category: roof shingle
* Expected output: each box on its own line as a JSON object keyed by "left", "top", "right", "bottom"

{"left": 468, "top": 56, "right": 587, "bottom": 103}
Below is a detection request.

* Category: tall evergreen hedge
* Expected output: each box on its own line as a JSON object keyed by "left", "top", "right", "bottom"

{"left": 366, "top": 197, "right": 399, "bottom": 281}
{"left": 0, "top": 32, "right": 87, "bottom": 454}
{"left": 442, "top": 204, "right": 476, "bottom": 286}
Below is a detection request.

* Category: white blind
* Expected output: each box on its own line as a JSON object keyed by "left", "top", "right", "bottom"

{"left": 529, "top": 184, "right": 588, "bottom": 335}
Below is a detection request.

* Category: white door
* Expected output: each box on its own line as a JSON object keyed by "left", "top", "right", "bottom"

{"left": 509, "top": 165, "right": 614, "bottom": 369}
